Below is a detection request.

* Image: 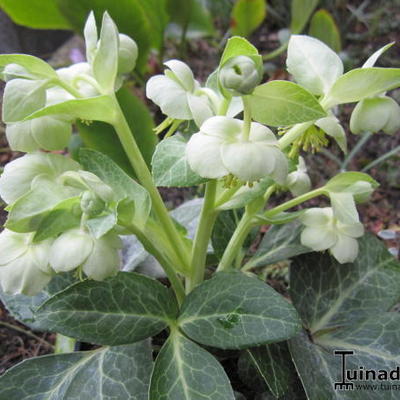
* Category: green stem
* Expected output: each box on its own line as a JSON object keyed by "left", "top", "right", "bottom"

{"left": 214, "top": 185, "right": 241, "bottom": 209}
{"left": 128, "top": 225, "right": 185, "bottom": 305}
{"left": 263, "top": 188, "right": 325, "bottom": 218}
{"left": 110, "top": 95, "right": 191, "bottom": 274}
{"left": 55, "top": 334, "right": 76, "bottom": 354}
{"left": 187, "top": 180, "right": 218, "bottom": 291}
{"left": 55, "top": 79, "right": 84, "bottom": 98}
{"left": 216, "top": 209, "right": 254, "bottom": 272}
{"left": 218, "top": 96, "right": 231, "bottom": 116}
{"left": 361, "top": 145, "right": 400, "bottom": 172}
{"left": 278, "top": 121, "right": 314, "bottom": 150}
{"left": 242, "top": 95, "right": 252, "bottom": 141}
{"left": 341, "top": 131, "right": 373, "bottom": 171}
{"left": 262, "top": 41, "right": 289, "bottom": 61}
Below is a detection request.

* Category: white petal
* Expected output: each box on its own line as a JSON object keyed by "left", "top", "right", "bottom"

{"left": 31, "top": 117, "right": 72, "bottom": 151}
{"left": 330, "top": 236, "right": 359, "bottom": 264}
{"left": 330, "top": 192, "right": 360, "bottom": 224}
{"left": 286, "top": 171, "right": 311, "bottom": 197}
{"left": 29, "top": 238, "right": 54, "bottom": 274}
{"left": 164, "top": 60, "right": 195, "bottom": 92}
{"left": 6, "top": 121, "right": 39, "bottom": 152}
{"left": 200, "top": 116, "right": 242, "bottom": 140}
{"left": 187, "top": 93, "right": 213, "bottom": 128}
{"left": 0, "top": 230, "right": 29, "bottom": 265}
{"left": 301, "top": 226, "right": 337, "bottom": 251}
{"left": 82, "top": 236, "right": 120, "bottom": 280}
{"left": 287, "top": 35, "right": 343, "bottom": 95}
{"left": 268, "top": 147, "right": 289, "bottom": 185}
{"left": 49, "top": 229, "right": 93, "bottom": 272}
{"left": 221, "top": 142, "right": 275, "bottom": 182}
{"left": 315, "top": 116, "right": 347, "bottom": 153}
{"left": 301, "top": 207, "right": 333, "bottom": 227}
{"left": 146, "top": 75, "right": 192, "bottom": 119}
{"left": 248, "top": 122, "right": 277, "bottom": 143}
{"left": 0, "top": 256, "right": 51, "bottom": 296}
{"left": 186, "top": 133, "right": 228, "bottom": 179}
{"left": 336, "top": 221, "right": 364, "bottom": 238}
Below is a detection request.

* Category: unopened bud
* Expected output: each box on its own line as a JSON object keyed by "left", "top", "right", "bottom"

{"left": 219, "top": 55, "right": 262, "bottom": 95}
{"left": 80, "top": 190, "right": 106, "bottom": 216}
{"left": 118, "top": 34, "right": 138, "bottom": 74}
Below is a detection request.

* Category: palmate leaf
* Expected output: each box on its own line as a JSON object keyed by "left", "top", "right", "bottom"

{"left": 178, "top": 271, "right": 301, "bottom": 349}
{"left": 34, "top": 272, "right": 179, "bottom": 345}
{"left": 0, "top": 340, "right": 153, "bottom": 400}
{"left": 288, "top": 234, "right": 400, "bottom": 399}
{"left": 149, "top": 330, "right": 235, "bottom": 400}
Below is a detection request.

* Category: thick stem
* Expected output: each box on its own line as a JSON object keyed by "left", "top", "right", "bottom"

{"left": 187, "top": 180, "right": 218, "bottom": 291}
{"left": 129, "top": 225, "right": 185, "bottom": 305}
{"left": 278, "top": 121, "right": 314, "bottom": 150}
{"left": 216, "top": 209, "right": 254, "bottom": 272}
{"left": 110, "top": 95, "right": 191, "bottom": 274}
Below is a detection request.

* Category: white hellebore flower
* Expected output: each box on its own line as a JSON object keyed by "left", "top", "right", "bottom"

{"left": 300, "top": 207, "right": 364, "bottom": 264}
{"left": 0, "top": 152, "right": 80, "bottom": 204}
{"left": 286, "top": 157, "right": 311, "bottom": 196}
{"left": 146, "top": 60, "right": 214, "bottom": 127}
{"left": 0, "top": 230, "right": 53, "bottom": 295}
{"left": 186, "top": 116, "right": 288, "bottom": 183}
{"left": 49, "top": 229, "right": 122, "bottom": 281}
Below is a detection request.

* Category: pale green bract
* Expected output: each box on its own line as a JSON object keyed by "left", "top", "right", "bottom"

{"left": 285, "top": 157, "right": 311, "bottom": 197}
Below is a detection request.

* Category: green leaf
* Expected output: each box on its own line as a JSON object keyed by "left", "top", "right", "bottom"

{"left": 290, "top": 234, "right": 400, "bottom": 333}
{"left": 79, "top": 148, "right": 151, "bottom": 229}
{"left": 5, "top": 180, "right": 74, "bottom": 233}
{"left": 220, "top": 36, "right": 259, "bottom": 67}
{"left": 244, "top": 221, "right": 311, "bottom": 270}
{"left": 149, "top": 330, "right": 235, "bottom": 399}
{"left": 249, "top": 81, "right": 326, "bottom": 126}
{"left": 0, "top": 54, "right": 58, "bottom": 79}
{"left": 0, "top": 273, "right": 77, "bottom": 331}
{"left": 152, "top": 135, "right": 207, "bottom": 187}
{"left": 212, "top": 211, "right": 238, "bottom": 260}
{"left": 77, "top": 87, "right": 157, "bottom": 177}
{"left": 290, "top": 314, "right": 400, "bottom": 399}
{"left": 0, "top": 0, "right": 71, "bottom": 29}
{"left": 3, "top": 78, "right": 47, "bottom": 123}
{"left": 24, "top": 95, "right": 117, "bottom": 124}
{"left": 290, "top": 0, "right": 319, "bottom": 33}
{"left": 33, "top": 196, "right": 82, "bottom": 242}
{"left": 56, "top": 0, "right": 169, "bottom": 70}
{"left": 179, "top": 271, "right": 301, "bottom": 349}
{"left": 231, "top": 0, "right": 267, "bottom": 37}
{"left": 238, "top": 342, "right": 293, "bottom": 398}
{"left": 324, "top": 171, "right": 378, "bottom": 193}
{"left": 309, "top": 9, "right": 341, "bottom": 52}
{"left": 35, "top": 272, "right": 179, "bottom": 345}
{"left": 324, "top": 67, "right": 400, "bottom": 108}
{"left": 0, "top": 340, "right": 153, "bottom": 399}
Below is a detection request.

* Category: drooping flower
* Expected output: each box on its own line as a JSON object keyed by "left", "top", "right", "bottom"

{"left": 285, "top": 157, "right": 311, "bottom": 196}
{"left": 49, "top": 228, "right": 122, "bottom": 281}
{"left": 186, "top": 116, "right": 288, "bottom": 183}
{"left": 146, "top": 60, "right": 214, "bottom": 127}
{"left": 350, "top": 96, "right": 400, "bottom": 135}
{"left": 0, "top": 230, "right": 53, "bottom": 295}
{"left": 300, "top": 207, "right": 364, "bottom": 263}
{"left": 0, "top": 152, "right": 80, "bottom": 204}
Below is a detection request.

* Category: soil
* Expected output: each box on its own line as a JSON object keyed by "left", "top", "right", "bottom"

{"left": 0, "top": 1, "right": 399, "bottom": 392}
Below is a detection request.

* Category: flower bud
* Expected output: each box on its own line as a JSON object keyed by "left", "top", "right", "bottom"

{"left": 350, "top": 96, "right": 400, "bottom": 135}
{"left": 219, "top": 56, "right": 262, "bottom": 95}
{"left": 118, "top": 34, "right": 138, "bottom": 74}
{"left": 285, "top": 157, "right": 311, "bottom": 196}
{"left": 80, "top": 190, "right": 106, "bottom": 217}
